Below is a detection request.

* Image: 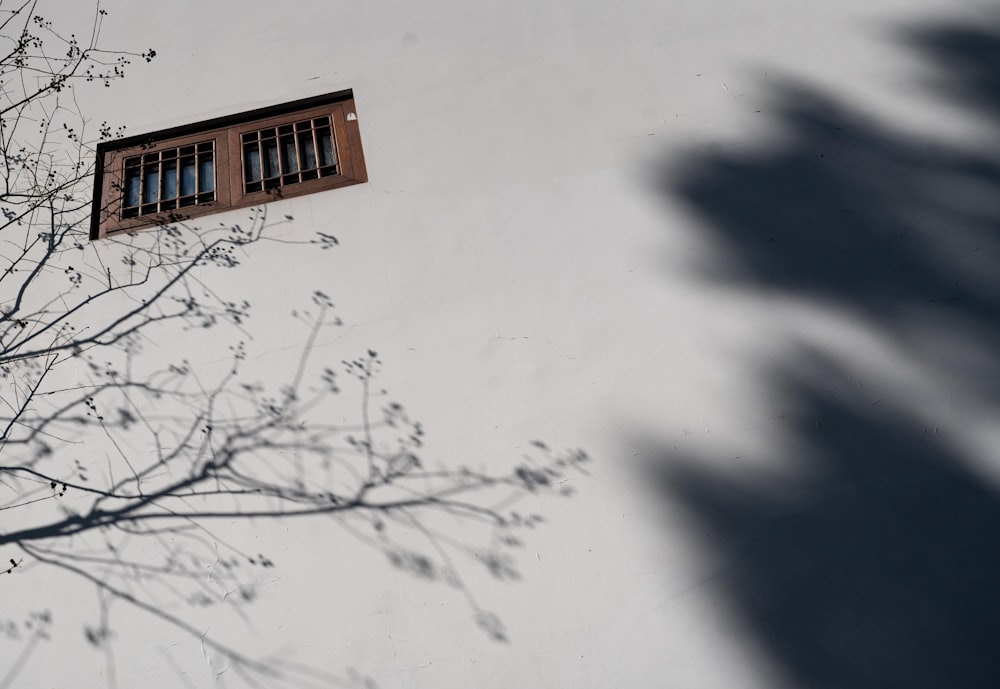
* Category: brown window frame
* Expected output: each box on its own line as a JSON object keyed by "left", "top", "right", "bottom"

{"left": 90, "top": 90, "right": 366, "bottom": 240}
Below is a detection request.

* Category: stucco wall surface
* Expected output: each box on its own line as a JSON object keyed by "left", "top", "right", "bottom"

{"left": 4, "top": 0, "right": 1000, "bottom": 687}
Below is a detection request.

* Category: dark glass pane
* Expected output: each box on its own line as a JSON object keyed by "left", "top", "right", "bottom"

{"left": 263, "top": 138, "right": 280, "bottom": 178}
{"left": 242, "top": 132, "right": 256, "bottom": 144}
{"left": 180, "top": 145, "right": 195, "bottom": 156}
{"left": 143, "top": 165, "right": 159, "bottom": 204}
{"left": 299, "top": 133, "right": 317, "bottom": 170}
{"left": 180, "top": 157, "right": 196, "bottom": 196}
{"left": 278, "top": 124, "right": 293, "bottom": 135}
{"left": 162, "top": 162, "right": 177, "bottom": 200}
{"left": 318, "top": 128, "right": 335, "bottom": 167}
{"left": 244, "top": 143, "right": 261, "bottom": 183}
{"left": 124, "top": 168, "right": 141, "bottom": 208}
{"left": 198, "top": 154, "right": 214, "bottom": 192}
{"left": 281, "top": 135, "right": 298, "bottom": 174}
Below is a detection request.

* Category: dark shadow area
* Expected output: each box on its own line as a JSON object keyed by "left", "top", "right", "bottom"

{"left": 650, "top": 17, "right": 1000, "bottom": 689}
{"left": 646, "top": 353, "right": 1000, "bottom": 689}
{"left": 909, "top": 20, "right": 1000, "bottom": 122}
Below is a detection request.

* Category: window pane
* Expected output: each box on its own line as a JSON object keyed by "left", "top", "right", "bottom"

{"left": 318, "top": 128, "right": 335, "bottom": 167}
{"left": 281, "top": 135, "right": 298, "bottom": 174}
{"left": 124, "top": 168, "right": 141, "bottom": 207}
{"left": 180, "top": 157, "right": 196, "bottom": 196}
{"left": 263, "top": 139, "right": 280, "bottom": 178}
{"left": 299, "top": 133, "right": 317, "bottom": 170}
{"left": 244, "top": 143, "right": 261, "bottom": 183}
{"left": 143, "top": 165, "right": 159, "bottom": 204}
{"left": 198, "top": 154, "right": 214, "bottom": 192}
{"left": 240, "top": 118, "right": 340, "bottom": 190}
{"left": 162, "top": 163, "right": 177, "bottom": 200}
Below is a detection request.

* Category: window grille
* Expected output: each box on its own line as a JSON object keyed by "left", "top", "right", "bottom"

{"left": 92, "top": 90, "right": 366, "bottom": 239}
{"left": 242, "top": 117, "right": 336, "bottom": 193}
{"left": 121, "top": 141, "right": 216, "bottom": 218}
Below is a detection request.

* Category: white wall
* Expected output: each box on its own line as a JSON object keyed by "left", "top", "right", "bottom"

{"left": 7, "top": 0, "right": 1000, "bottom": 687}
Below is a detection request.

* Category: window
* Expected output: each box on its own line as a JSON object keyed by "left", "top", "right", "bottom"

{"left": 90, "top": 90, "right": 366, "bottom": 239}
{"left": 121, "top": 141, "right": 217, "bottom": 218}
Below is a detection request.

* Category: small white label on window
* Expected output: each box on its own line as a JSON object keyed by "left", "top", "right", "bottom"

{"left": 347, "top": 112, "right": 357, "bottom": 121}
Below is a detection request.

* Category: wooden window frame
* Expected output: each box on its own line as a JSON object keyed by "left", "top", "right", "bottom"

{"left": 90, "top": 90, "right": 366, "bottom": 240}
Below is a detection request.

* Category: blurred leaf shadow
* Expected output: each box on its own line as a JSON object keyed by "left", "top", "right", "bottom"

{"left": 647, "top": 16, "right": 1000, "bottom": 689}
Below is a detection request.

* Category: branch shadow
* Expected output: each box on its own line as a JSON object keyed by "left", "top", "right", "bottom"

{"left": 2, "top": 170, "right": 587, "bottom": 686}
{"left": 646, "top": 16, "right": 1000, "bottom": 689}
{"left": 0, "top": 7, "right": 591, "bottom": 685}
{"left": 1, "top": 288, "right": 588, "bottom": 685}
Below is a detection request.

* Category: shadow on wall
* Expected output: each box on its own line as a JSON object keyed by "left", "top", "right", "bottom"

{"left": 646, "top": 17, "right": 1000, "bottom": 689}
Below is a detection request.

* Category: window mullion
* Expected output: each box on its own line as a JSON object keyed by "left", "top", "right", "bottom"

{"left": 311, "top": 124, "right": 320, "bottom": 174}
{"left": 137, "top": 156, "right": 146, "bottom": 212}
{"left": 293, "top": 128, "right": 303, "bottom": 183}
{"left": 157, "top": 155, "right": 164, "bottom": 212}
